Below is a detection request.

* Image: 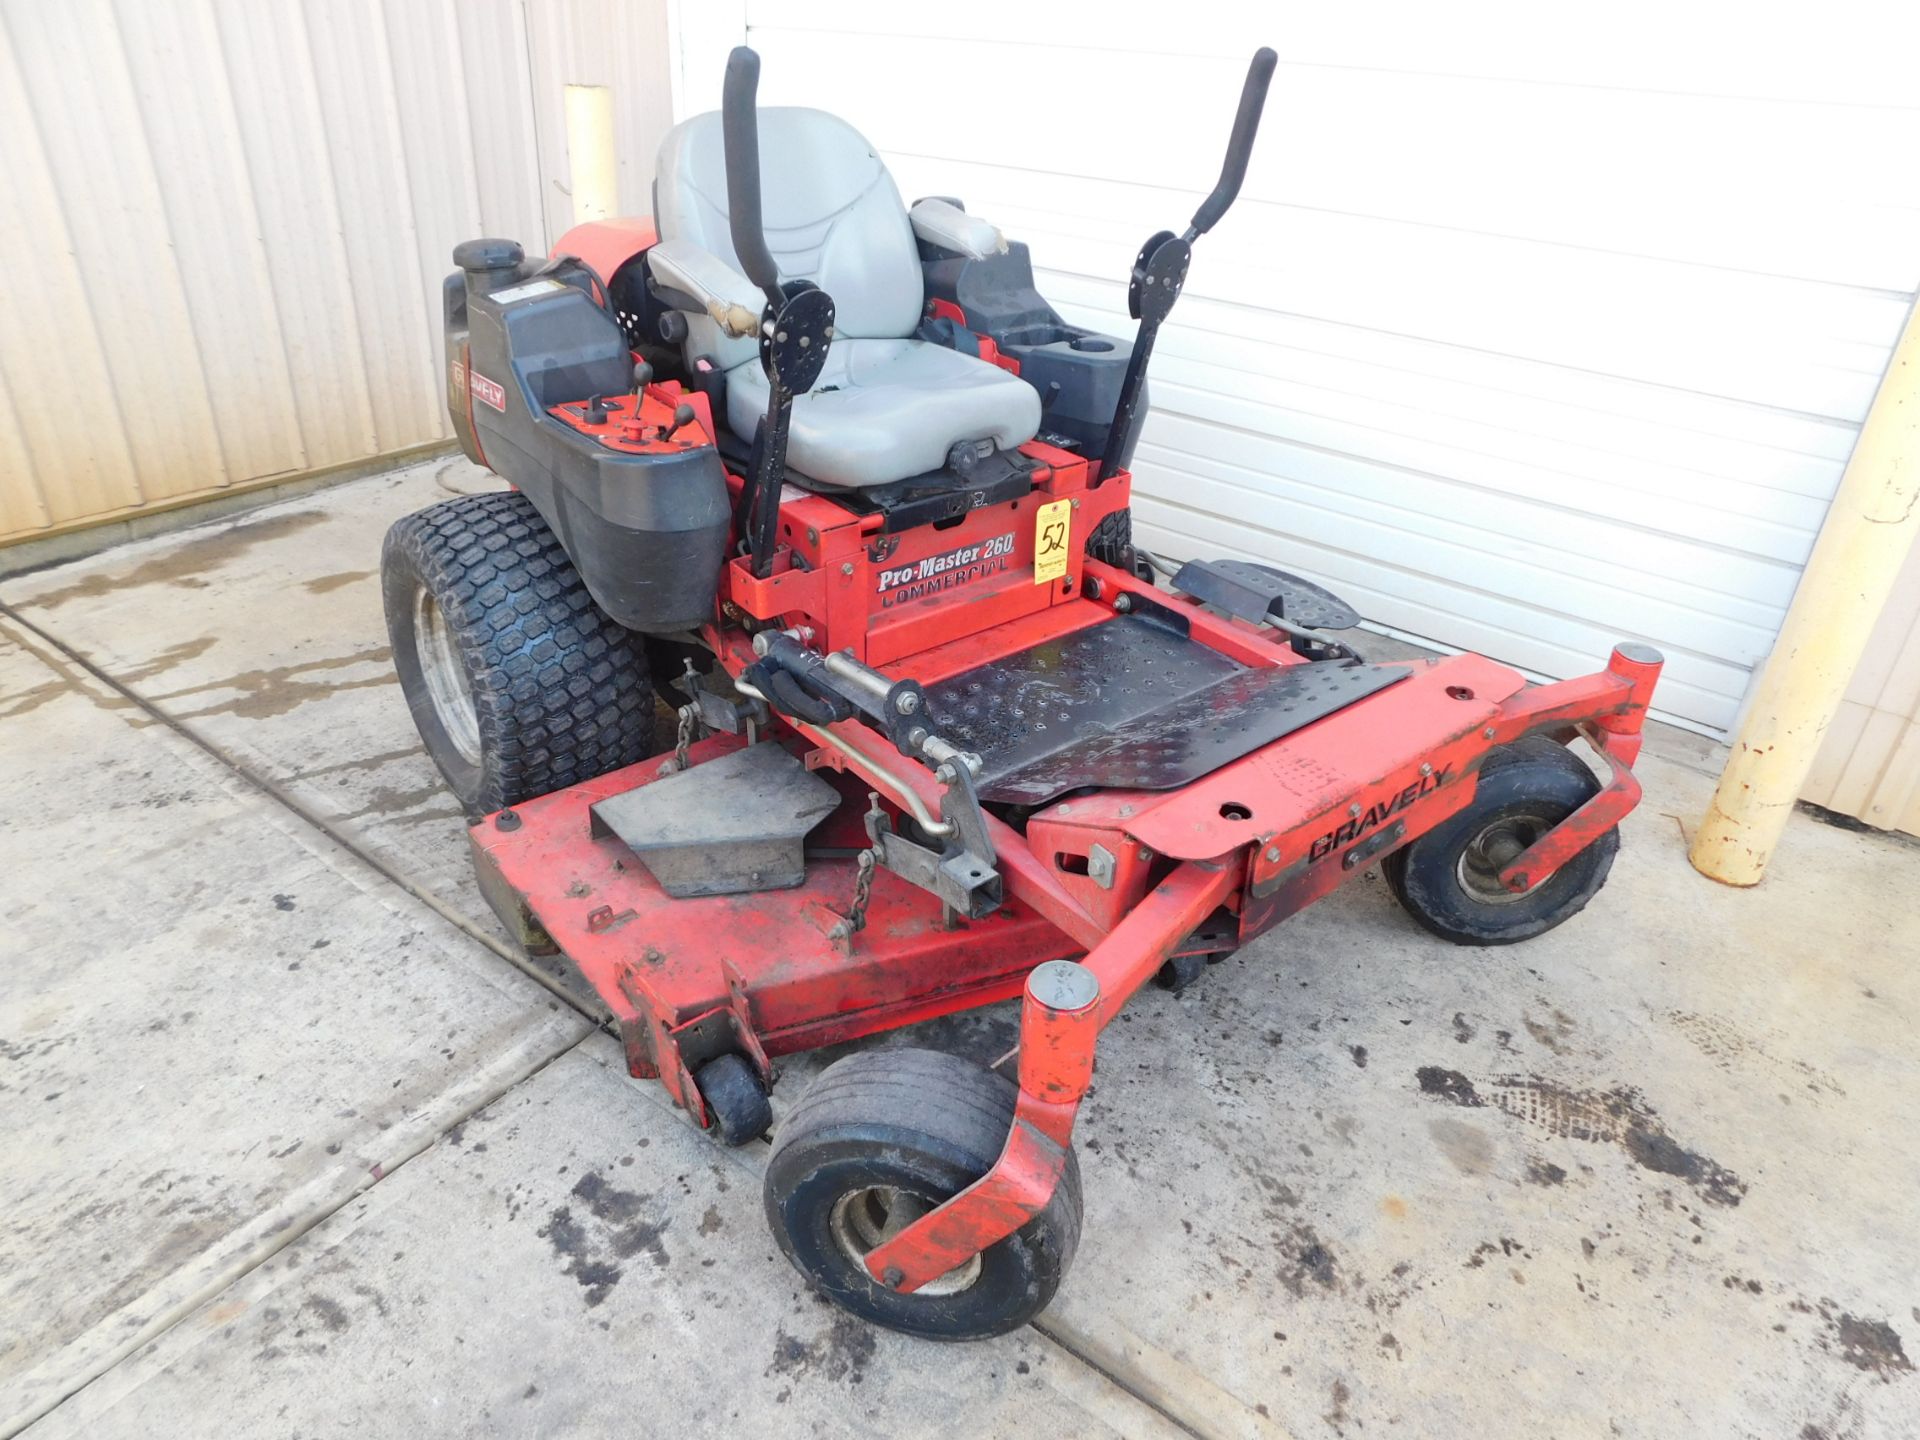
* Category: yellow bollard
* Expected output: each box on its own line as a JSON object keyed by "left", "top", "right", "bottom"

{"left": 1691, "top": 296, "right": 1920, "bottom": 885}
{"left": 564, "top": 84, "right": 619, "bottom": 226}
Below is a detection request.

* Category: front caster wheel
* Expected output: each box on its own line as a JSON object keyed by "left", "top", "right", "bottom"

{"left": 1383, "top": 736, "right": 1617, "bottom": 946}
{"left": 763, "top": 1048, "right": 1082, "bottom": 1340}
{"left": 1155, "top": 952, "right": 1209, "bottom": 993}
{"left": 694, "top": 1053, "right": 772, "bottom": 1146}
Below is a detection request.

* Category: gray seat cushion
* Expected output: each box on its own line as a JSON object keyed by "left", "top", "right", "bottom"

{"left": 655, "top": 106, "right": 1041, "bottom": 488}
{"left": 727, "top": 339, "right": 1041, "bottom": 489}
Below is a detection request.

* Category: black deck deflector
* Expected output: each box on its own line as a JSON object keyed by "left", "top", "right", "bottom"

{"left": 1172, "top": 558, "right": 1361, "bottom": 630}
{"left": 924, "top": 615, "right": 1407, "bottom": 805}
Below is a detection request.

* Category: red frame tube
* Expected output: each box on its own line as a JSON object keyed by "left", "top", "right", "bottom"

{"left": 862, "top": 861, "right": 1240, "bottom": 1291}
{"left": 1498, "top": 724, "right": 1642, "bottom": 893}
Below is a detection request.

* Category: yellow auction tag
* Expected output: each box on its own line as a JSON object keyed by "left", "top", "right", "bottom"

{"left": 1033, "top": 498, "right": 1072, "bottom": 585}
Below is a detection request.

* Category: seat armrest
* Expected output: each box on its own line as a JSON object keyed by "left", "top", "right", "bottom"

{"left": 909, "top": 198, "right": 1006, "bottom": 260}
{"left": 648, "top": 237, "right": 763, "bottom": 338}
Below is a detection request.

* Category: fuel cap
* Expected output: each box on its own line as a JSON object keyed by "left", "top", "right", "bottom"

{"left": 453, "top": 237, "right": 524, "bottom": 272}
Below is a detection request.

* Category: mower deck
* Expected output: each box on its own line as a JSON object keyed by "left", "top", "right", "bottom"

{"left": 471, "top": 591, "right": 1658, "bottom": 1140}
{"left": 471, "top": 737, "right": 1081, "bottom": 1119}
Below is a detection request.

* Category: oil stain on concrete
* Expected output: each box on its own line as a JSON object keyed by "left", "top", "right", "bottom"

{"left": 14, "top": 510, "right": 330, "bottom": 610}
{"left": 1414, "top": 1066, "right": 1747, "bottom": 1206}
{"left": 302, "top": 570, "right": 375, "bottom": 595}
{"left": 535, "top": 1170, "right": 672, "bottom": 1308}
{"left": 143, "top": 646, "right": 395, "bottom": 722}
{"left": 1831, "top": 1313, "right": 1912, "bottom": 1380}
{"left": 766, "top": 1312, "right": 878, "bottom": 1388}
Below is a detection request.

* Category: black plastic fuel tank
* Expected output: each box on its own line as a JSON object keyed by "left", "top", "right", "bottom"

{"left": 446, "top": 239, "right": 728, "bottom": 635}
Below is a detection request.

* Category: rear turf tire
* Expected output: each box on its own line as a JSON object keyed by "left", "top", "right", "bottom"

{"left": 1383, "top": 736, "right": 1617, "bottom": 946}
{"left": 1084, "top": 507, "right": 1134, "bottom": 569}
{"left": 764, "top": 1048, "right": 1082, "bottom": 1340}
{"left": 381, "top": 491, "right": 654, "bottom": 819}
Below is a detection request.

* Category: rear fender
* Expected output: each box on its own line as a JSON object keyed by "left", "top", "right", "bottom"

{"left": 552, "top": 217, "right": 659, "bottom": 280}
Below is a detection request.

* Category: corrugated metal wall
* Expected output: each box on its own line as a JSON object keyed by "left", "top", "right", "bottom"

{"left": 1804, "top": 536, "right": 1920, "bottom": 837}
{"left": 0, "top": 0, "right": 671, "bottom": 546}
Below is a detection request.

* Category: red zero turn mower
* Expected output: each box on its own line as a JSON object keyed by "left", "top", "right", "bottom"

{"left": 382, "top": 46, "right": 1662, "bottom": 1339}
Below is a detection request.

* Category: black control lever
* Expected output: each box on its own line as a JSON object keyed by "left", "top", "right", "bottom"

{"left": 660, "top": 402, "right": 697, "bottom": 440}
{"left": 747, "top": 632, "right": 952, "bottom": 765}
{"left": 722, "top": 47, "right": 784, "bottom": 312}
{"left": 1098, "top": 47, "right": 1275, "bottom": 482}
{"left": 1189, "top": 47, "right": 1277, "bottom": 238}
{"left": 721, "top": 45, "right": 837, "bottom": 578}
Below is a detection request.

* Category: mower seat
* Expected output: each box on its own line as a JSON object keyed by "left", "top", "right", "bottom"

{"left": 652, "top": 107, "right": 1041, "bottom": 489}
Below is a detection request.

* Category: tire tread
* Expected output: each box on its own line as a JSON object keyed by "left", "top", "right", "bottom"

{"left": 381, "top": 491, "right": 653, "bottom": 815}
{"left": 764, "top": 1047, "right": 1083, "bottom": 1339}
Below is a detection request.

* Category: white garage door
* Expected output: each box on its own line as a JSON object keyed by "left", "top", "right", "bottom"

{"left": 731, "top": 2, "right": 1920, "bottom": 733}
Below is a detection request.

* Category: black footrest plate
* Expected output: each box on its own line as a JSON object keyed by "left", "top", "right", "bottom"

{"left": 589, "top": 742, "right": 839, "bottom": 896}
{"left": 924, "top": 615, "right": 1404, "bottom": 806}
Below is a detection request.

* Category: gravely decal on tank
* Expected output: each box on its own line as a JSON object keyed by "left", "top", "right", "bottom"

{"left": 467, "top": 368, "right": 507, "bottom": 412}
{"left": 876, "top": 531, "right": 1017, "bottom": 607}
{"left": 1309, "top": 764, "right": 1455, "bottom": 862}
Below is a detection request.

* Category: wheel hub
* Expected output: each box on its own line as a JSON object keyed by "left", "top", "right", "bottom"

{"left": 830, "top": 1186, "right": 982, "bottom": 1297}
{"left": 1455, "top": 813, "right": 1551, "bottom": 904}
{"left": 412, "top": 584, "right": 482, "bottom": 766}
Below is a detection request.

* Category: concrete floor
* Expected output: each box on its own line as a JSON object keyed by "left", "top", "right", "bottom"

{"left": 2, "top": 455, "right": 1916, "bottom": 1440}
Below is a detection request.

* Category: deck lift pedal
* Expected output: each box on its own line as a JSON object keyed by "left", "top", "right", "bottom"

{"left": 382, "top": 45, "right": 1663, "bottom": 1339}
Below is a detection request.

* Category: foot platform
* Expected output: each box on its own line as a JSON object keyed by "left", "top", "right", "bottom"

{"left": 923, "top": 614, "right": 1403, "bottom": 805}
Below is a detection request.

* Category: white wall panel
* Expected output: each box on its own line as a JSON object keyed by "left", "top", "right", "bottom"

{"left": 737, "top": 0, "right": 1920, "bottom": 731}
{"left": 114, "top": 0, "right": 307, "bottom": 484}
{"left": 4, "top": 0, "right": 229, "bottom": 507}
{"left": 1804, "top": 536, "right": 1920, "bottom": 837}
{"left": 0, "top": 16, "right": 143, "bottom": 525}
{"left": 453, "top": 0, "right": 548, "bottom": 244}
{"left": 299, "top": 0, "right": 443, "bottom": 454}
{"left": 208, "top": 0, "right": 381, "bottom": 470}
{"left": 0, "top": 372, "right": 47, "bottom": 537}
{"left": 524, "top": 0, "right": 675, "bottom": 244}
{"left": 0, "top": 0, "right": 674, "bottom": 544}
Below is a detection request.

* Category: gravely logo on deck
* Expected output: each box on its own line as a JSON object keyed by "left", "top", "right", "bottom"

{"left": 876, "top": 531, "right": 1016, "bottom": 607}
{"left": 1308, "top": 764, "right": 1454, "bottom": 862}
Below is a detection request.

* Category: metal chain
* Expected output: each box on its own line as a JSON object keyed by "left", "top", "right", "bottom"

{"left": 845, "top": 847, "right": 876, "bottom": 936}
{"left": 673, "top": 703, "right": 695, "bottom": 771}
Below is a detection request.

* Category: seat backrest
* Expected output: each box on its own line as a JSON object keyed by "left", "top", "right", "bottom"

{"left": 655, "top": 107, "right": 923, "bottom": 370}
